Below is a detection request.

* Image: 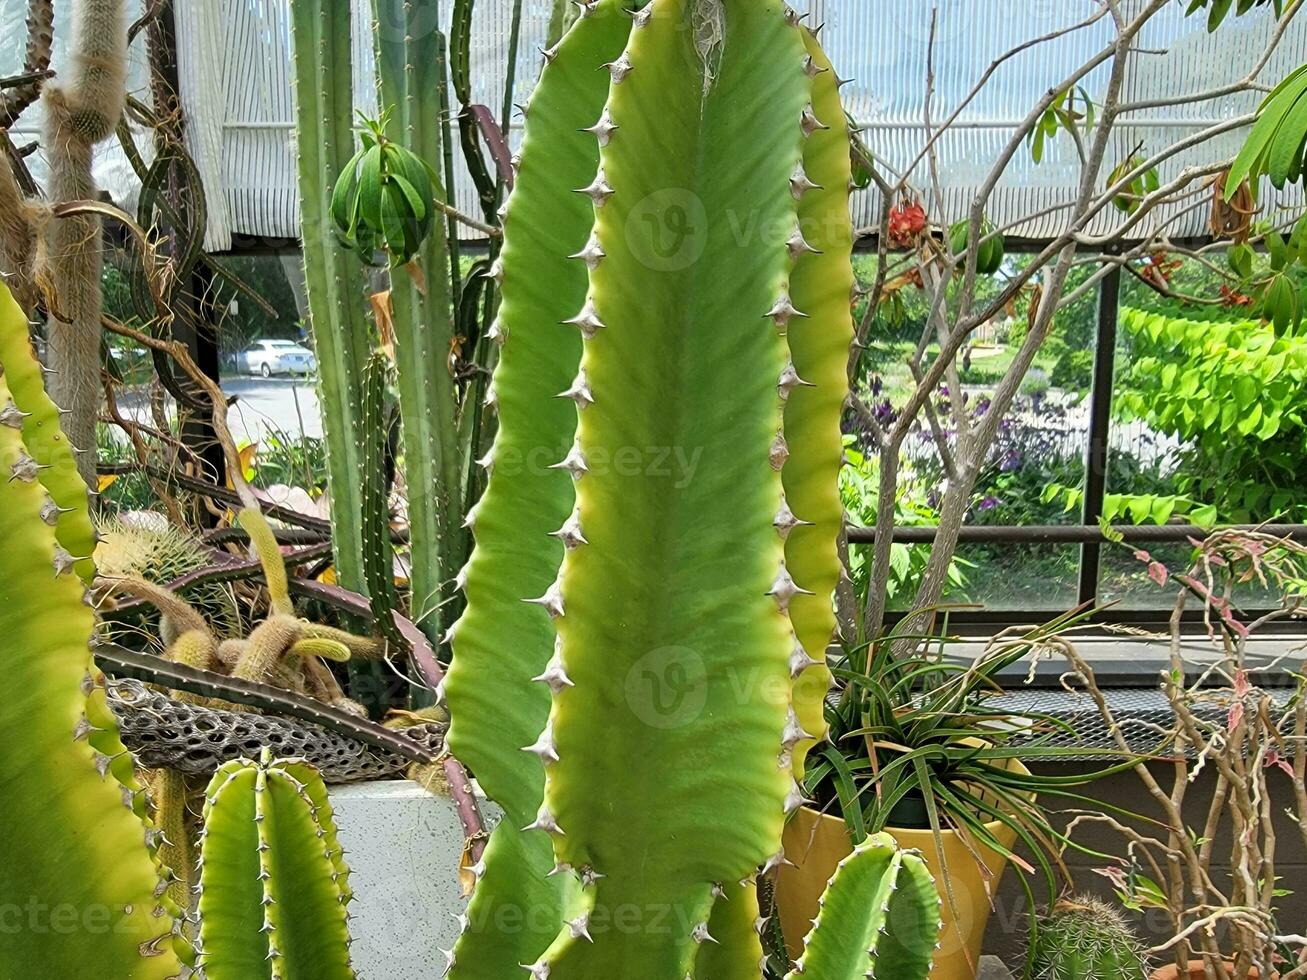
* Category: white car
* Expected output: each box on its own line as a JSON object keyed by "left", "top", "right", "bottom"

{"left": 236, "top": 339, "right": 317, "bottom": 378}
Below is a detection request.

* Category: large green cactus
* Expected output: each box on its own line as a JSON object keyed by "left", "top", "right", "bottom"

{"left": 0, "top": 335, "right": 180, "bottom": 976}
{"left": 0, "top": 282, "right": 97, "bottom": 582}
{"left": 196, "top": 753, "right": 355, "bottom": 980}
{"left": 785, "top": 835, "right": 942, "bottom": 980}
{"left": 442, "top": 0, "right": 853, "bottom": 975}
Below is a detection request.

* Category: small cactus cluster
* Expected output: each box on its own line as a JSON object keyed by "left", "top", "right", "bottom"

{"left": 441, "top": 0, "right": 860, "bottom": 975}
{"left": 1029, "top": 896, "right": 1150, "bottom": 980}
{"left": 196, "top": 752, "right": 356, "bottom": 979}
{"left": 785, "top": 835, "right": 942, "bottom": 980}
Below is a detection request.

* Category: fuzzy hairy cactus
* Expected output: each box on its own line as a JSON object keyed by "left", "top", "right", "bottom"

{"left": 442, "top": 0, "right": 854, "bottom": 975}
{"left": 786, "top": 835, "right": 942, "bottom": 980}
{"left": 0, "top": 333, "right": 180, "bottom": 976}
{"left": 41, "top": 0, "right": 130, "bottom": 488}
{"left": 196, "top": 753, "right": 355, "bottom": 979}
{"left": 1029, "top": 897, "right": 1150, "bottom": 980}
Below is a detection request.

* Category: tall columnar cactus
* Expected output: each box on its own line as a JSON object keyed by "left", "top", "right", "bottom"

{"left": 1029, "top": 897, "right": 1150, "bottom": 980}
{"left": 443, "top": 0, "right": 853, "bottom": 975}
{"left": 41, "top": 0, "right": 129, "bottom": 488}
{"left": 196, "top": 753, "right": 355, "bottom": 980}
{"left": 785, "top": 835, "right": 942, "bottom": 980}
{"left": 289, "top": 0, "right": 377, "bottom": 599}
{"left": 0, "top": 282, "right": 97, "bottom": 582}
{"left": 372, "top": 0, "right": 465, "bottom": 660}
{"left": 0, "top": 343, "right": 180, "bottom": 976}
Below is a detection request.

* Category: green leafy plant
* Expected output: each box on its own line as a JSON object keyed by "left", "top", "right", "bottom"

{"left": 786, "top": 834, "right": 941, "bottom": 980}
{"left": 331, "top": 109, "right": 442, "bottom": 267}
{"left": 1225, "top": 61, "right": 1307, "bottom": 195}
{"left": 1187, "top": 0, "right": 1286, "bottom": 31}
{"left": 441, "top": 0, "right": 855, "bottom": 973}
{"left": 1107, "top": 155, "right": 1161, "bottom": 215}
{"left": 1114, "top": 305, "right": 1307, "bottom": 522}
{"left": 805, "top": 610, "right": 1137, "bottom": 954}
{"left": 1028, "top": 896, "right": 1150, "bottom": 980}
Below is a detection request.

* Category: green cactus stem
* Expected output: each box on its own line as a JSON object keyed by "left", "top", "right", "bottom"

{"left": 196, "top": 753, "right": 355, "bottom": 980}
{"left": 541, "top": 0, "right": 815, "bottom": 972}
{"left": 1029, "top": 896, "right": 1150, "bottom": 980}
{"left": 441, "top": 1, "right": 854, "bottom": 975}
{"left": 0, "top": 366, "right": 180, "bottom": 977}
{"left": 786, "top": 834, "right": 942, "bottom": 980}
{"left": 0, "top": 281, "right": 97, "bottom": 582}
{"left": 372, "top": 0, "right": 465, "bottom": 667}
{"left": 443, "top": 2, "right": 634, "bottom": 976}
{"left": 289, "top": 0, "right": 377, "bottom": 601}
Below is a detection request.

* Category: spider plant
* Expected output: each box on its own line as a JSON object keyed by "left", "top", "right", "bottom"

{"left": 802, "top": 606, "right": 1145, "bottom": 953}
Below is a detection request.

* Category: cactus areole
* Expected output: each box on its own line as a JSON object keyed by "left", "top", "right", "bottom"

{"left": 442, "top": 0, "right": 855, "bottom": 975}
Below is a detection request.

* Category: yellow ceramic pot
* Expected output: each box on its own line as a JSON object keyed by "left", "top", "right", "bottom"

{"left": 776, "top": 776, "right": 1026, "bottom": 980}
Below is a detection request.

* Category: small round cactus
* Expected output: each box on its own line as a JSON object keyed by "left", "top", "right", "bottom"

{"left": 1030, "top": 896, "right": 1150, "bottom": 980}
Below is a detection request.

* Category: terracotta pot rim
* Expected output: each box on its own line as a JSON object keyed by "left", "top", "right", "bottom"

{"left": 796, "top": 802, "right": 1019, "bottom": 837}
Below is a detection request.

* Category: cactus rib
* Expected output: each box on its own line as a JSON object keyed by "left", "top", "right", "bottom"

{"left": 539, "top": 1, "right": 810, "bottom": 973}
{"left": 0, "top": 283, "right": 97, "bottom": 582}
{"left": 781, "top": 29, "right": 855, "bottom": 777}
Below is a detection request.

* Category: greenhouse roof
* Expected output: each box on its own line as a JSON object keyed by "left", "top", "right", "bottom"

{"left": 2, "top": 0, "right": 1304, "bottom": 249}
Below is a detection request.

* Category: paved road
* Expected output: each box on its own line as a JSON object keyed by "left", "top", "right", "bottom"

{"left": 221, "top": 375, "right": 323, "bottom": 443}
{"left": 115, "top": 374, "right": 324, "bottom": 446}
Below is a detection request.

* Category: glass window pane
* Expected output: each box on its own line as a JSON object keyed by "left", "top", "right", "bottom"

{"left": 846, "top": 254, "right": 1094, "bottom": 612}
{"left": 1102, "top": 251, "right": 1306, "bottom": 610}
